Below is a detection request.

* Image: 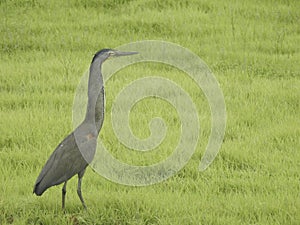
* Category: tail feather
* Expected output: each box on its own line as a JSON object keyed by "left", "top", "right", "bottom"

{"left": 33, "top": 182, "right": 46, "bottom": 196}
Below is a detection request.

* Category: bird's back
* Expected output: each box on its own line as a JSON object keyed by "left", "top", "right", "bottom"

{"left": 33, "top": 125, "right": 97, "bottom": 195}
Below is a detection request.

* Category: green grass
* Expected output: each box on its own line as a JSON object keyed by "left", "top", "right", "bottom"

{"left": 1, "top": 0, "right": 300, "bottom": 224}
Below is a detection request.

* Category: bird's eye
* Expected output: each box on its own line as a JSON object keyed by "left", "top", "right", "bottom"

{"left": 108, "top": 51, "right": 115, "bottom": 56}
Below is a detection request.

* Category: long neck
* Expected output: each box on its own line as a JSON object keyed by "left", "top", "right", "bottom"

{"left": 84, "top": 58, "right": 105, "bottom": 134}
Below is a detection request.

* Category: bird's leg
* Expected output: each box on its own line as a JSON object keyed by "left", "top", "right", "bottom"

{"left": 62, "top": 181, "right": 67, "bottom": 210}
{"left": 77, "top": 169, "right": 87, "bottom": 209}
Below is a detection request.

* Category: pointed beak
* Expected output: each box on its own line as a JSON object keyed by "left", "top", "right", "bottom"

{"left": 114, "top": 51, "right": 139, "bottom": 57}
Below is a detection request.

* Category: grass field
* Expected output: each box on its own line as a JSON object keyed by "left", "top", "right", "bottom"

{"left": 1, "top": 0, "right": 300, "bottom": 224}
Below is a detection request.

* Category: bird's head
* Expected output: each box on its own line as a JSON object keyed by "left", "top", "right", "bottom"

{"left": 92, "top": 49, "right": 138, "bottom": 63}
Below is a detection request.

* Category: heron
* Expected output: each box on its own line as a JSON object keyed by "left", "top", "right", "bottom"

{"left": 33, "top": 49, "right": 138, "bottom": 209}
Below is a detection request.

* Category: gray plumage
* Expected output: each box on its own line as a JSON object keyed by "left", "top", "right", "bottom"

{"left": 33, "top": 49, "right": 138, "bottom": 209}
